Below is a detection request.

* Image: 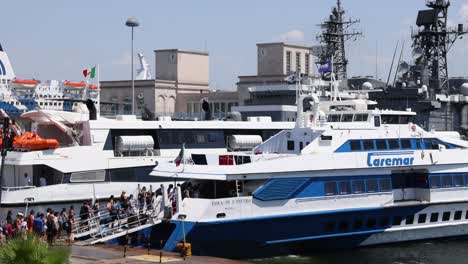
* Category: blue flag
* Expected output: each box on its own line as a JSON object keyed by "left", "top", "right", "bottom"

{"left": 318, "top": 60, "right": 332, "bottom": 74}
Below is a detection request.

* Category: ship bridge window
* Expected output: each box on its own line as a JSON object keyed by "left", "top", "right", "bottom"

{"left": 327, "top": 114, "right": 340, "bottom": 122}
{"left": 381, "top": 115, "right": 413, "bottom": 124}
{"left": 374, "top": 116, "right": 381, "bottom": 127}
{"left": 341, "top": 114, "right": 353, "bottom": 122}
{"left": 353, "top": 114, "right": 368, "bottom": 122}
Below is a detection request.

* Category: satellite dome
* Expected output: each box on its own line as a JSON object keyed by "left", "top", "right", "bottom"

{"left": 361, "top": 82, "right": 373, "bottom": 90}
{"left": 461, "top": 83, "right": 468, "bottom": 96}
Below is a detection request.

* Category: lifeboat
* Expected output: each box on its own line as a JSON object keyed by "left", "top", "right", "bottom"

{"left": 13, "top": 132, "right": 59, "bottom": 151}
{"left": 10, "top": 79, "right": 39, "bottom": 89}
{"left": 88, "top": 84, "right": 99, "bottom": 90}
{"left": 63, "top": 81, "right": 86, "bottom": 89}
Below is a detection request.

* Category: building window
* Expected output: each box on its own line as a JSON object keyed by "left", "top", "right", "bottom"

{"left": 305, "top": 53, "right": 310, "bottom": 75}
{"left": 296, "top": 52, "right": 301, "bottom": 73}
{"left": 286, "top": 51, "right": 291, "bottom": 74}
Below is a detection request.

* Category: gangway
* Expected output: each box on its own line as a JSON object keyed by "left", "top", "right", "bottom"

{"left": 74, "top": 196, "right": 166, "bottom": 246}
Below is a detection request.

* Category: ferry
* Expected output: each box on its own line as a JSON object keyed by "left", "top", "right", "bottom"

{"left": 0, "top": 106, "right": 293, "bottom": 219}
{"left": 151, "top": 88, "right": 468, "bottom": 258}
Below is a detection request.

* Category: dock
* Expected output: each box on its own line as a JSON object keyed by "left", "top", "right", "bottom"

{"left": 70, "top": 244, "right": 251, "bottom": 264}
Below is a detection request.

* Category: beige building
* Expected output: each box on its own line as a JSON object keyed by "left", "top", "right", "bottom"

{"left": 238, "top": 42, "right": 314, "bottom": 104}
{"left": 100, "top": 49, "right": 210, "bottom": 116}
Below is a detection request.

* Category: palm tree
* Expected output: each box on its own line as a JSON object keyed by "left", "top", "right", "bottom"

{"left": 0, "top": 233, "right": 70, "bottom": 264}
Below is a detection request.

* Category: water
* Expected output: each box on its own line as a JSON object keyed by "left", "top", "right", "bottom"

{"left": 252, "top": 239, "right": 468, "bottom": 264}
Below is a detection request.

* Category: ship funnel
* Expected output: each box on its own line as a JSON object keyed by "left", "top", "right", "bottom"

{"left": 0, "top": 44, "right": 16, "bottom": 79}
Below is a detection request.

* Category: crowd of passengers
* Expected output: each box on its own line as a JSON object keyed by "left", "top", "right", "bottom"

{"left": 0, "top": 183, "right": 200, "bottom": 245}
{"left": 78, "top": 183, "right": 199, "bottom": 231}
{"left": 1, "top": 207, "right": 75, "bottom": 246}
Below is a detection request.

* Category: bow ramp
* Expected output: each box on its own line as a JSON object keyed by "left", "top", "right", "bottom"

{"left": 74, "top": 202, "right": 165, "bottom": 246}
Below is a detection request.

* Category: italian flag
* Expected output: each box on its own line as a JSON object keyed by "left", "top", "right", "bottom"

{"left": 174, "top": 143, "right": 185, "bottom": 167}
{"left": 83, "top": 66, "right": 96, "bottom": 78}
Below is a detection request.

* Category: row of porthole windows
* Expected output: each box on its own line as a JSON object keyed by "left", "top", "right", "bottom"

{"left": 323, "top": 210, "right": 468, "bottom": 234}
{"left": 38, "top": 101, "right": 62, "bottom": 107}
{"left": 324, "top": 178, "right": 392, "bottom": 196}
{"left": 430, "top": 174, "right": 468, "bottom": 189}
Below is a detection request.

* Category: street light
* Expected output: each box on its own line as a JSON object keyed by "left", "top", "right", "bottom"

{"left": 125, "top": 17, "right": 140, "bottom": 115}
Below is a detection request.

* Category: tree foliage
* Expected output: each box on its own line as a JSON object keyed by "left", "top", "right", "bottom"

{"left": 0, "top": 234, "right": 70, "bottom": 264}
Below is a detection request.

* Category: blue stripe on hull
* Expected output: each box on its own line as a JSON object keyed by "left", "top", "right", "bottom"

{"left": 162, "top": 205, "right": 431, "bottom": 258}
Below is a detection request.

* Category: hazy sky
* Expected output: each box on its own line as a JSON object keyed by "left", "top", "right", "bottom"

{"left": 3, "top": 0, "right": 468, "bottom": 90}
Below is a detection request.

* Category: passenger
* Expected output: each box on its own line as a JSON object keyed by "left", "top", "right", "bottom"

{"left": 120, "top": 191, "right": 128, "bottom": 212}
{"left": 3, "top": 221, "right": 13, "bottom": 239}
{"left": 26, "top": 210, "right": 35, "bottom": 233}
{"left": 46, "top": 211, "right": 56, "bottom": 245}
{"left": 79, "top": 201, "right": 90, "bottom": 228}
{"left": 107, "top": 195, "right": 117, "bottom": 227}
{"left": 92, "top": 201, "right": 100, "bottom": 220}
{"left": 69, "top": 205, "right": 75, "bottom": 219}
{"left": 14, "top": 213, "right": 24, "bottom": 237}
{"left": 58, "top": 208, "right": 67, "bottom": 239}
{"left": 53, "top": 212, "right": 60, "bottom": 244}
{"left": 6, "top": 210, "right": 12, "bottom": 225}
{"left": 24, "top": 173, "right": 32, "bottom": 186}
{"left": 65, "top": 215, "right": 73, "bottom": 246}
{"left": 46, "top": 207, "right": 52, "bottom": 217}
{"left": 33, "top": 213, "right": 44, "bottom": 237}
{"left": 40, "top": 176, "right": 47, "bottom": 187}
{"left": 138, "top": 187, "right": 147, "bottom": 208}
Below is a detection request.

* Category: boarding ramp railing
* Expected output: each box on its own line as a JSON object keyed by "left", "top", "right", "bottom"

{"left": 74, "top": 196, "right": 166, "bottom": 246}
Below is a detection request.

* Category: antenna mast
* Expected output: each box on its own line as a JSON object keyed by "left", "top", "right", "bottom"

{"left": 412, "top": 0, "right": 468, "bottom": 98}
{"left": 316, "top": 0, "right": 362, "bottom": 80}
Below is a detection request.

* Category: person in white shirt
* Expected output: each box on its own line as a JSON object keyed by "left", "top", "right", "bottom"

{"left": 40, "top": 176, "right": 47, "bottom": 187}
{"left": 24, "top": 173, "right": 32, "bottom": 186}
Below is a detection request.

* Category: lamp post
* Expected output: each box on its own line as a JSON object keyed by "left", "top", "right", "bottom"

{"left": 125, "top": 17, "right": 140, "bottom": 115}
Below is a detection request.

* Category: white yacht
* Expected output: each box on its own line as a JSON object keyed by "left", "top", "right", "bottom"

{"left": 151, "top": 89, "right": 468, "bottom": 258}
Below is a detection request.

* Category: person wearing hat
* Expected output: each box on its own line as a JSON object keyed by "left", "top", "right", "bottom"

{"left": 14, "top": 213, "right": 24, "bottom": 236}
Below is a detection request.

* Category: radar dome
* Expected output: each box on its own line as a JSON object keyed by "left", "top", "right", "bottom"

{"left": 361, "top": 82, "right": 373, "bottom": 90}
{"left": 462, "top": 83, "right": 468, "bottom": 96}
{"left": 420, "top": 85, "right": 428, "bottom": 94}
